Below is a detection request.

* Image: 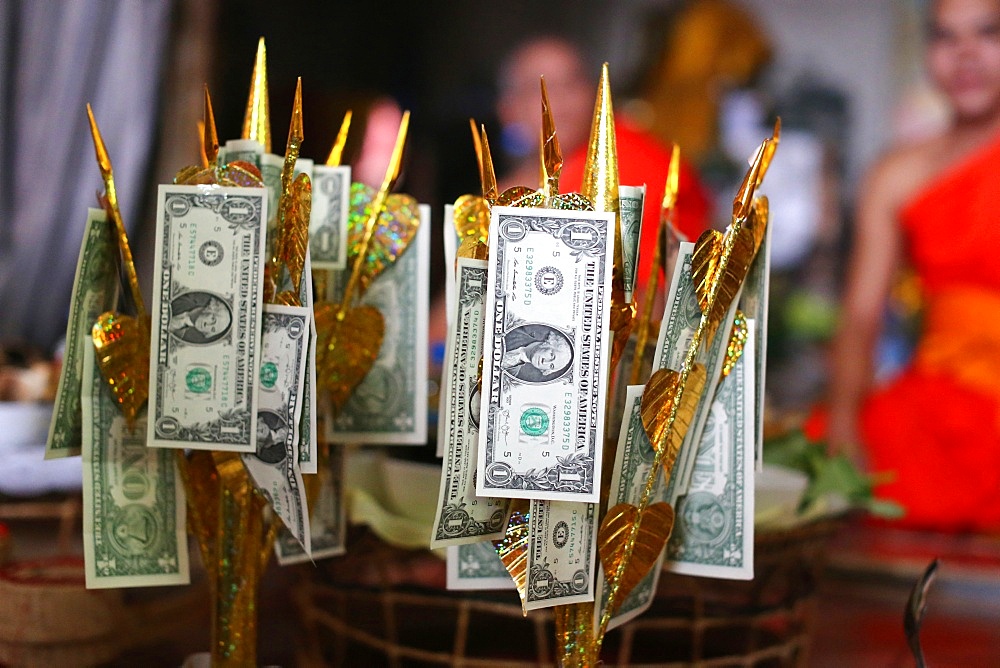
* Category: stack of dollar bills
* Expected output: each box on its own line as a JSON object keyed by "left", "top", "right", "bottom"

{"left": 49, "top": 129, "right": 432, "bottom": 587}
{"left": 433, "top": 192, "right": 772, "bottom": 626}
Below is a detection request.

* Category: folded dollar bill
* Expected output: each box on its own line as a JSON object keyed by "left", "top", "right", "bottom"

{"left": 47, "top": 208, "right": 119, "bottom": 459}
{"left": 309, "top": 164, "right": 350, "bottom": 270}
{"left": 619, "top": 184, "right": 646, "bottom": 303}
{"left": 594, "top": 385, "right": 668, "bottom": 631}
{"left": 82, "top": 344, "right": 189, "bottom": 589}
{"left": 431, "top": 257, "right": 510, "bottom": 548}
{"left": 666, "top": 321, "right": 756, "bottom": 580}
{"left": 242, "top": 304, "right": 311, "bottom": 554}
{"left": 446, "top": 542, "right": 515, "bottom": 590}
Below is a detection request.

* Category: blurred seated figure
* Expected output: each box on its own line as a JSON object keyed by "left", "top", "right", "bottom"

{"left": 827, "top": 0, "right": 1000, "bottom": 531}
{"left": 495, "top": 36, "right": 712, "bottom": 290}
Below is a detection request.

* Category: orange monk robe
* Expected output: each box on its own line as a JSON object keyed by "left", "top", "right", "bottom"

{"left": 860, "top": 135, "right": 1000, "bottom": 532}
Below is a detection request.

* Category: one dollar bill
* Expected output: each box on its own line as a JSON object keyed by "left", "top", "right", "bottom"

{"left": 477, "top": 207, "right": 614, "bottom": 503}
{"left": 148, "top": 185, "right": 267, "bottom": 452}
{"left": 309, "top": 164, "right": 350, "bottom": 270}
{"left": 525, "top": 499, "right": 597, "bottom": 610}
{"left": 431, "top": 258, "right": 510, "bottom": 548}
{"left": 276, "top": 446, "right": 346, "bottom": 564}
{"left": 654, "top": 242, "right": 740, "bottom": 502}
{"left": 446, "top": 542, "right": 515, "bottom": 590}
{"left": 46, "top": 208, "right": 119, "bottom": 459}
{"left": 666, "top": 321, "right": 755, "bottom": 580}
{"left": 594, "top": 385, "right": 668, "bottom": 631}
{"left": 619, "top": 184, "right": 646, "bottom": 303}
{"left": 327, "top": 205, "right": 429, "bottom": 444}
{"left": 242, "top": 304, "right": 311, "bottom": 554}
{"left": 82, "top": 344, "right": 189, "bottom": 589}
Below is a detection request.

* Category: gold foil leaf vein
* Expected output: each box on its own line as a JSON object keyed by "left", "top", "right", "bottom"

{"left": 346, "top": 182, "right": 420, "bottom": 295}
{"left": 691, "top": 223, "right": 759, "bottom": 344}
{"left": 278, "top": 171, "right": 312, "bottom": 299}
{"left": 597, "top": 501, "right": 675, "bottom": 613}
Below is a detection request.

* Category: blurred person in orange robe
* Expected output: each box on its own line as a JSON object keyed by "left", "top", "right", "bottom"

{"left": 827, "top": 0, "right": 1000, "bottom": 532}
{"left": 495, "top": 37, "right": 713, "bottom": 292}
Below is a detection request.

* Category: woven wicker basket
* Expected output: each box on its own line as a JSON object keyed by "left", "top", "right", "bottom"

{"left": 292, "top": 519, "right": 841, "bottom": 667}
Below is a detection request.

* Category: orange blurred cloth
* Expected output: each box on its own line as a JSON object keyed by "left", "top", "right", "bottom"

{"left": 859, "top": 135, "right": 1000, "bottom": 532}
{"left": 560, "top": 118, "right": 713, "bottom": 288}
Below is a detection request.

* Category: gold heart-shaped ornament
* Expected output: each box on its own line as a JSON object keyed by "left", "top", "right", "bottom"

{"left": 640, "top": 365, "right": 707, "bottom": 480}
{"left": 314, "top": 303, "right": 385, "bottom": 412}
{"left": 597, "top": 501, "right": 675, "bottom": 613}
{"left": 91, "top": 311, "right": 150, "bottom": 428}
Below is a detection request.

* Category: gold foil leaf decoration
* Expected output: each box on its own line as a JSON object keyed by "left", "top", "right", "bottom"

{"left": 242, "top": 37, "right": 271, "bottom": 153}
{"left": 691, "top": 223, "right": 759, "bottom": 344}
{"left": 641, "top": 365, "right": 706, "bottom": 479}
{"left": 315, "top": 303, "right": 385, "bottom": 411}
{"left": 493, "top": 500, "right": 531, "bottom": 615}
{"left": 278, "top": 171, "right": 311, "bottom": 298}
{"left": 496, "top": 186, "right": 544, "bottom": 208}
{"left": 721, "top": 310, "right": 748, "bottom": 379}
{"left": 92, "top": 312, "right": 150, "bottom": 428}
{"left": 597, "top": 501, "right": 675, "bottom": 612}
{"left": 453, "top": 193, "right": 489, "bottom": 243}
{"left": 346, "top": 183, "right": 420, "bottom": 295}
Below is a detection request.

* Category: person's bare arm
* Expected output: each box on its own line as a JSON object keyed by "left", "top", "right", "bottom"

{"left": 827, "top": 154, "right": 908, "bottom": 462}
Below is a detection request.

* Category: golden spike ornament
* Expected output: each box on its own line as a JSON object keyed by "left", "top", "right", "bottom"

{"left": 629, "top": 143, "right": 680, "bottom": 386}
{"left": 271, "top": 78, "right": 311, "bottom": 303}
{"left": 86, "top": 105, "right": 149, "bottom": 428}
{"left": 174, "top": 87, "right": 264, "bottom": 189}
{"left": 325, "top": 109, "right": 353, "bottom": 167}
{"left": 242, "top": 36, "right": 271, "bottom": 153}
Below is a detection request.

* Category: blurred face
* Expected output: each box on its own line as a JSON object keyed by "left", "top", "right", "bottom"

{"left": 928, "top": 0, "right": 1000, "bottom": 122}
{"left": 498, "top": 39, "right": 594, "bottom": 157}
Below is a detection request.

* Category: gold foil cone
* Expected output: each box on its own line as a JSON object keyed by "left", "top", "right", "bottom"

{"left": 242, "top": 37, "right": 271, "bottom": 153}
{"left": 325, "top": 110, "right": 352, "bottom": 167}
{"left": 91, "top": 312, "right": 150, "bottom": 429}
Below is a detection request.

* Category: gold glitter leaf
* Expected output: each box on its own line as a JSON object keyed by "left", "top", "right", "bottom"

{"left": 493, "top": 500, "right": 531, "bottom": 615}
{"left": 279, "top": 172, "right": 312, "bottom": 298}
{"left": 453, "top": 193, "right": 489, "bottom": 244}
{"left": 641, "top": 365, "right": 707, "bottom": 480}
{"left": 91, "top": 312, "right": 150, "bottom": 429}
{"left": 496, "top": 186, "right": 544, "bottom": 208}
{"left": 315, "top": 303, "right": 385, "bottom": 412}
{"left": 720, "top": 310, "right": 748, "bottom": 379}
{"left": 346, "top": 183, "right": 420, "bottom": 296}
{"left": 597, "top": 501, "right": 675, "bottom": 613}
{"left": 691, "top": 221, "right": 759, "bottom": 344}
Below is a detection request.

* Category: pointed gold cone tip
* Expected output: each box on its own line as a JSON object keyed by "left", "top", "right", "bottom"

{"left": 326, "top": 109, "right": 353, "bottom": 166}
{"left": 243, "top": 36, "right": 271, "bottom": 152}
{"left": 581, "top": 62, "right": 619, "bottom": 213}
{"left": 289, "top": 78, "right": 304, "bottom": 146}
{"left": 469, "top": 117, "right": 483, "bottom": 167}
{"left": 384, "top": 111, "right": 410, "bottom": 190}
{"left": 86, "top": 104, "right": 112, "bottom": 178}
{"left": 662, "top": 144, "right": 680, "bottom": 210}
{"left": 480, "top": 125, "right": 498, "bottom": 201}
{"left": 203, "top": 85, "right": 219, "bottom": 164}
{"left": 539, "top": 76, "right": 563, "bottom": 192}
{"left": 756, "top": 117, "right": 781, "bottom": 187}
